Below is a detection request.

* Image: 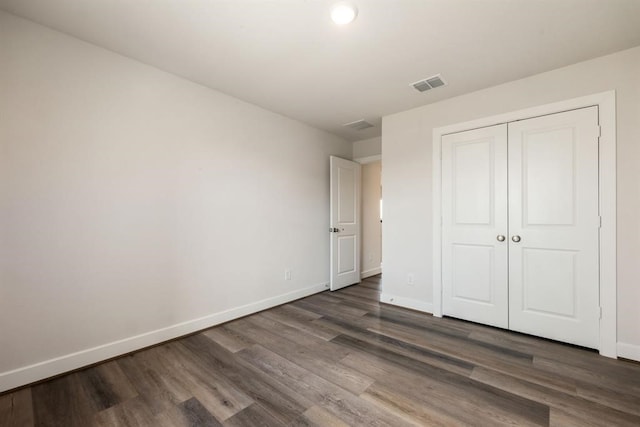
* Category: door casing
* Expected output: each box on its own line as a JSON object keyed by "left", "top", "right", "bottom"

{"left": 432, "top": 91, "right": 617, "bottom": 358}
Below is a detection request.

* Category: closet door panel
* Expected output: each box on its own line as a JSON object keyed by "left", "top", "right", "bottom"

{"left": 442, "top": 125, "right": 508, "bottom": 329}
{"left": 508, "top": 106, "right": 600, "bottom": 349}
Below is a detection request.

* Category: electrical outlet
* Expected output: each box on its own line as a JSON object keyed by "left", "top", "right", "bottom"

{"left": 285, "top": 269, "right": 292, "bottom": 280}
{"left": 407, "top": 273, "right": 415, "bottom": 285}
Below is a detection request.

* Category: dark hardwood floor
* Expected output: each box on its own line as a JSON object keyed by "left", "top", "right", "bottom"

{"left": 2, "top": 275, "right": 640, "bottom": 426}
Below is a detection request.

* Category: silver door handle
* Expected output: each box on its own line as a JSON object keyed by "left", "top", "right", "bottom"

{"left": 496, "top": 235, "right": 505, "bottom": 242}
{"left": 511, "top": 235, "right": 521, "bottom": 243}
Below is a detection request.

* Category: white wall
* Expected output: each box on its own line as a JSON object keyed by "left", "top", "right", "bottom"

{"left": 0, "top": 11, "right": 351, "bottom": 391}
{"left": 360, "top": 161, "right": 382, "bottom": 278}
{"left": 382, "top": 46, "right": 640, "bottom": 359}
{"left": 353, "top": 136, "right": 381, "bottom": 159}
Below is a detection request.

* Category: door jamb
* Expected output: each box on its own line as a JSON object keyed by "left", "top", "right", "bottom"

{"left": 431, "top": 91, "right": 617, "bottom": 358}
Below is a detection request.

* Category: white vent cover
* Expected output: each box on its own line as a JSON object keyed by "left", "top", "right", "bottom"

{"left": 412, "top": 74, "right": 447, "bottom": 92}
{"left": 343, "top": 119, "right": 374, "bottom": 131}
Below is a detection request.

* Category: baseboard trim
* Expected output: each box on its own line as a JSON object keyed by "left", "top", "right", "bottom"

{"left": 379, "top": 293, "right": 433, "bottom": 314}
{"left": 0, "top": 282, "right": 328, "bottom": 393}
{"left": 617, "top": 342, "right": 640, "bottom": 362}
{"left": 361, "top": 267, "right": 382, "bottom": 279}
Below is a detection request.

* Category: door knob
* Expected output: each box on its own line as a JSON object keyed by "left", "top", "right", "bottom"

{"left": 329, "top": 227, "right": 340, "bottom": 233}
{"left": 496, "top": 235, "right": 506, "bottom": 242}
{"left": 512, "top": 235, "right": 521, "bottom": 243}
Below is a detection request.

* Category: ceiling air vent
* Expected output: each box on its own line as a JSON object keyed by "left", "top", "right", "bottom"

{"left": 412, "top": 74, "right": 447, "bottom": 92}
{"left": 343, "top": 119, "right": 374, "bottom": 131}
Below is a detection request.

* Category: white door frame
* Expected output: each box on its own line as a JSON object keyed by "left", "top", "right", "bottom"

{"left": 431, "top": 91, "right": 617, "bottom": 358}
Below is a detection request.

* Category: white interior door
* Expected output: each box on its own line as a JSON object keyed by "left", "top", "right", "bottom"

{"left": 330, "top": 156, "right": 361, "bottom": 291}
{"left": 441, "top": 125, "right": 509, "bottom": 328}
{"left": 508, "top": 107, "right": 600, "bottom": 348}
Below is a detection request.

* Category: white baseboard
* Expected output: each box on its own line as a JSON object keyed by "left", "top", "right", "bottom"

{"left": 379, "top": 293, "right": 433, "bottom": 314}
{"left": 617, "top": 342, "right": 640, "bottom": 362}
{"left": 0, "top": 282, "right": 328, "bottom": 393}
{"left": 361, "top": 266, "right": 382, "bottom": 279}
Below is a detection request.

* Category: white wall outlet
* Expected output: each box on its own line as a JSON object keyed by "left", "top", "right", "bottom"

{"left": 407, "top": 273, "right": 415, "bottom": 285}
{"left": 285, "top": 269, "right": 292, "bottom": 280}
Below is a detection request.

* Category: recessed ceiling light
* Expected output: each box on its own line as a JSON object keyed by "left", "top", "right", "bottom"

{"left": 331, "top": 2, "right": 358, "bottom": 25}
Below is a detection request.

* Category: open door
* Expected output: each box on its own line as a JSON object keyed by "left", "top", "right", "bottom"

{"left": 330, "top": 156, "right": 361, "bottom": 291}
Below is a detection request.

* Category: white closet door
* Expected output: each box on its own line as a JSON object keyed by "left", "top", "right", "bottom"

{"left": 442, "top": 125, "right": 509, "bottom": 328}
{"left": 508, "top": 107, "right": 600, "bottom": 348}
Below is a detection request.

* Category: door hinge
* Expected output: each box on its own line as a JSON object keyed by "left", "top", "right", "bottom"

{"left": 597, "top": 125, "right": 601, "bottom": 138}
{"left": 599, "top": 216, "right": 602, "bottom": 229}
{"left": 599, "top": 306, "right": 602, "bottom": 319}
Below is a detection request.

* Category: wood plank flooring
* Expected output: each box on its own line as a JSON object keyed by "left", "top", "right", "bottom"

{"left": 2, "top": 275, "right": 640, "bottom": 426}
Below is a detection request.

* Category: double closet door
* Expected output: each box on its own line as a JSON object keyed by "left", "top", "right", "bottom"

{"left": 441, "top": 107, "right": 600, "bottom": 349}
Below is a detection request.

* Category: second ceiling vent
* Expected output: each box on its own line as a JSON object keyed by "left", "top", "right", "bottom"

{"left": 412, "top": 74, "right": 447, "bottom": 92}
{"left": 343, "top": 119, "right": 374, "bottom": 131}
